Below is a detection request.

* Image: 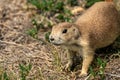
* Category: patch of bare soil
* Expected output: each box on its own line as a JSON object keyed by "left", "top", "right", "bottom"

{"left": 0, "top": 0, "right": 120, "bottom": 80}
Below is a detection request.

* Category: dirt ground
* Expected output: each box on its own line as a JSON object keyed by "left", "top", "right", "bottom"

{"left": 0, "top": 0, "right": 120, "bottom": 80}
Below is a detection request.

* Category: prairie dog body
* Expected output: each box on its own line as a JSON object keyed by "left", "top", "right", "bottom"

{"left": 75, "top": 2, "right": 120, "bottom": 49}
{"left": 49, "top": 2, "right": 120, "bottom": 76}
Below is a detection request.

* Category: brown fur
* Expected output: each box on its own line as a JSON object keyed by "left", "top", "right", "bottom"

{"left": 49, "top": 2, "right": 120, "bottom": 76}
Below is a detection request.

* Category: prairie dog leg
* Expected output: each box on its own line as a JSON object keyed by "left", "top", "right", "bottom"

{"left": 65, "top": 50, "right": 78, "bottom": 71}
{"left": 80, "top": 47, "right": 94, "bottom": 76}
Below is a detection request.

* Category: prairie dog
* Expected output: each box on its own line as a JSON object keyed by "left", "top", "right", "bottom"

{"left": 49, "top": 2, "right": 120, "bottom": 76}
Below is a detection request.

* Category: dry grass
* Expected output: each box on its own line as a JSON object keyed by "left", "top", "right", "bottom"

{"left": 0, "top": 0, "right": 120, "bottom": 80}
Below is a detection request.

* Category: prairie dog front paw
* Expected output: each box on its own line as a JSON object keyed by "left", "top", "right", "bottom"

{"left": 64, "top": 62, "right": 72, "bottom": 72}
{"left": 79, "top": 72, "right": 88, "bottom": 77}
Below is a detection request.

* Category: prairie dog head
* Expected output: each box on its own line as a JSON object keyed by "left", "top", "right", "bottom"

{"left": 49, "top": 22, "right": 80, "bottom": 45}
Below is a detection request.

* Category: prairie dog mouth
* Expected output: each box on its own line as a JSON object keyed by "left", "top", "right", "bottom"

{"left": 49, "top": 39, "right": 61, "bottom": 45}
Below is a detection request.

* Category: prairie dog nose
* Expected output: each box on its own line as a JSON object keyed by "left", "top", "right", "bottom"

{"left": 49, "top": 36, "right": 55, "bottom": 42}
{"left": 50, "top": 38, "right": 54, "bottom": 41}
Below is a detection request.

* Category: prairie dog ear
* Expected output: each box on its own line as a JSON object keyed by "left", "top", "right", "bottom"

{"left": 72, "top": 24, "right": 81, "bottom": 35}
{"left": 71, "top": 24, "right": 81, "bottom": 40}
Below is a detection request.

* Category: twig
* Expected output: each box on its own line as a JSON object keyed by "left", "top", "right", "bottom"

{"left": 105, "top": 72, "right": 120, "bottom": 78}
{"left": 0, "top": 40, "right": 25, "bottom": 47}
{"left": 85, "top": 74, "right": 91, "bottom": 80}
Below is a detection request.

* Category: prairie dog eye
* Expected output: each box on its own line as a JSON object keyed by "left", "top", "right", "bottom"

{"left": 62, "top": 29, "right": 67, "bottom": 34}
